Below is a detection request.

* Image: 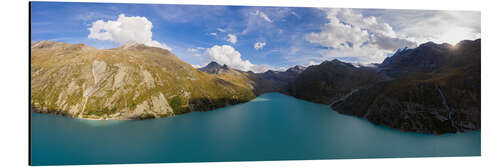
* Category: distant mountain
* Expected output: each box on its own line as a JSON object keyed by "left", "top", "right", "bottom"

{"left": 31, "top": 41, "right": 256, "bottom": 120}
{"left": 198, "top": 63, "right": 307, "bottom": 95}
{"left": 331, "top": 39, "right": 481, "bottom": 134}
{"left": 248, "top": 65, "right": 306, "bottom": 95}
{"left": 290, "top": 59, "right": 383, "bottom": 104}
{"left": 199, "top": 61, "right": 242, "bottom": 75}
{"left": 286, "top": 65, "right": 306, "bottom": 73}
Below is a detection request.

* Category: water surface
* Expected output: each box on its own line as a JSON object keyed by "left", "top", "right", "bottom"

{"left": 31, "top": 93, "right": 480, "bottom": 165}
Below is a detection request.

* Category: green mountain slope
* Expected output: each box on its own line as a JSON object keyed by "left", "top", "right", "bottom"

{"left": 30, "top": 41, "right": 256, "bottom": 120}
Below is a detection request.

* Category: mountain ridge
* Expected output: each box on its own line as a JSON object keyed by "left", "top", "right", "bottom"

{"left": 31, "top": 39, "right": 481, "bottom": 134}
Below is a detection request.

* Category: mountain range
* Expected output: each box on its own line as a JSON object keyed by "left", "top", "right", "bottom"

{"left": 30, "top": 39, "right": 481, "bottom": 134}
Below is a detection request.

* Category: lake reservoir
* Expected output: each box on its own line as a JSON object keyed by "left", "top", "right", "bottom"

{"left": 30, "top": 93, "right": 480, "bottom": 165}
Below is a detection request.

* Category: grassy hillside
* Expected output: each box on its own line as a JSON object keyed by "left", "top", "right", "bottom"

{"left": 31, "top": 41, "right": 256, "bottom": 120}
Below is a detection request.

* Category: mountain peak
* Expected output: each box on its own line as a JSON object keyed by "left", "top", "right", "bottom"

{"left": 264, "top": 70, "right": 274, "bottom": 73}
{"left": 206, "top": 61, "right": 222, "bottom": 67}
{"left": 119, "top": 41, "right": 145, "bottom": 49}
{"left": 420, "top": 41, "right": 453, "bottom": 50}
{"left": 31, "top": 40, "right": 62, "bottom": 49}
{"left": 31, "top": 40, "right": 94, "bottom": 51}
{"left": 286, "top": 65, "right": 306, "bottom": 73}
{"left": 199, "top": 61, "right": 238, "bottom": 75}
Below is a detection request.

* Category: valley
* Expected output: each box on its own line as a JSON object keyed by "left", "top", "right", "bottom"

{"left": 30, "top": 39, "right": 481, "bottom": 134}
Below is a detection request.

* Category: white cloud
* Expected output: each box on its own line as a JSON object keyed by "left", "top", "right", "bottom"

{"left": 204, "top": 45, "right": 271, "bottom": 72}
{"left": 193, "top": 54, "right": 201, "bottom": 57}
{"left": 88, "top": 14, "right": 171, "bottom": 50}
{"left": 389, "top": 10, "right": 481, "bottom": 45}
{"left": 253, "top": 10, "right": 273, "bottom": 23}
{"left": 289, "top": 47, "right": 300, "bottom": 54}
{"left": 209, "top": 32, "right": 217, "bottom": 36}
{"left": 254, "top": 42, "right": 266, "bottom": 50}
{"left": 308, "top": 61, "right": 320, "bottom": 66}
{"left": 318, "top": 44, "right": 391, "bottom": 64}
{"left": 217, "top": 28, "right": 227, "bottom": 32}
{"left": 240, "top": 8, "right": 292, "bottom": 35}
{"left": 226, "top": 34, "right": 237, "bottom": 44}
{"left": 76, "top": 12, "right": 113, "bottom": 21}
{"left": 191, "top": 63, "right": 208, "bottom": 69}
{"left": 187, "top": 47, "right": 205, "bottom": 52}
{"left": 306, "top": 8, "right": 417, "bottom": 64}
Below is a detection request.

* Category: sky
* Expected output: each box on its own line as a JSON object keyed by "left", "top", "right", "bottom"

{"left": 31, "top": 2, "right": 480, "bottom": 72}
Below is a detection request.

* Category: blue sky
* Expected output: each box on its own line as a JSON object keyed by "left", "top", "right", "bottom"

{"left": 31, "top": 2, "right": 480, "bottom": 72}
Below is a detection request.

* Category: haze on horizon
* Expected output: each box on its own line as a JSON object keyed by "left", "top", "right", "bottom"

{"left": 31, "top": 2, "right": 480, "bottom": 72}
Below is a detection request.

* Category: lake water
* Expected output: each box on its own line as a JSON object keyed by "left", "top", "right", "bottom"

{"left": 30, "top": 93, "right": 480, "bottom": 165}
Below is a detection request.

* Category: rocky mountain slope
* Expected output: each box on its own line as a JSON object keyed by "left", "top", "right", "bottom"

{"left": 31, "top": 41, "right": 256, "bottom": 120}
{"left": 329, "top": 39, "right": 481, "bottom": 134}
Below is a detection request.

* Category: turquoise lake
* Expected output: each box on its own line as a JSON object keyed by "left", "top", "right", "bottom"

{"left": 30, "top": 93, "right": 480, "bottom": 165}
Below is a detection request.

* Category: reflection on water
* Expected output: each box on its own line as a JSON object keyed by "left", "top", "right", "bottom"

{"left": 250, "top": 97, "right": 272, "bottom": 102}
{"left": 73, "top": 118, "right": 125, "bottom": 127}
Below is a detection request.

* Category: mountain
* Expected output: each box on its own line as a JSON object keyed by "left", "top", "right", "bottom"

{"left": 199, "top": 61, "right": 242, "bottom": 75}
{"left": 290, "top": 59, "right": 383, "bottom": 104}
{"left": 286, "top": 65, "right": 306, "bottom": 73}
{"left": 330, "top": 39, "right": 481, "bottom": 134}
{"left": 31, "top": 41, "right": 256, "bottom": 120}
{"left": 248, "top": 65, "right": 306, "bottom": 95}
{"left": 379, "top": 41, "right": 455, "bottom": 78}
{"left": 198, "top": 63, "right": 306, "bottom": 95}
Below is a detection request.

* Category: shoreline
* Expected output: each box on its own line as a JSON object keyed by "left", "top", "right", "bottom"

{"left": 29, "top": 95, "right": 257, "bottom": 121}
{"left": 30, "top": 92, "right": 480, "bottom": 136}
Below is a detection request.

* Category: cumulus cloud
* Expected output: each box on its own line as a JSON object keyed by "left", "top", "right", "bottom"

{"left": 387, "top": 10, "right": 481, "bottom": 45}
{"left": 253, "top": 10, "right": 273, "bottom": 23}
{"left": 226, "top": 34, "right": 237, "bottom": 44}
{"left": 305, "top": 8, "right": 417, "bottom": 64}
{"left": 204, "top": 45, "right": 271, "bottom": 72}
{"left": 254, "top": 42, "right": 266, "bottom": 50}
{"left": 88, "top": 14, "right": 170, "bottom": 50}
